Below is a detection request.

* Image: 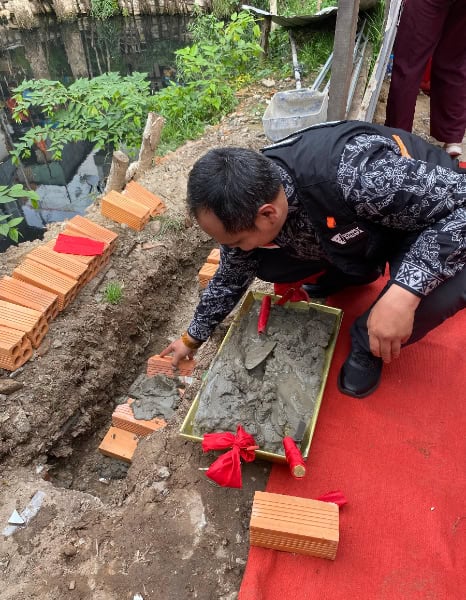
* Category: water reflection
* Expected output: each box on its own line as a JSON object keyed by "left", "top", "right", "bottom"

{"left": 0, "top": 15, "right": 190, "bottom": 250}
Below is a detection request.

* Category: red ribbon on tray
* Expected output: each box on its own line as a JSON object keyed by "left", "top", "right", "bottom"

{"left": 202, "top": 425, "right": 258, "bottom": 488}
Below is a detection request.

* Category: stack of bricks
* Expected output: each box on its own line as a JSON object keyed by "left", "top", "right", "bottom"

{"left": 249, "top": 491, "right": 339, "bottom": 560}
{"left": 98, "top": 353, "right": 196, "bottom": 463}
{"left": 101, "top": 181, "right": 166, "bottom": 231}
{"left": 0, "top": 216, "right": 118, "bottom": 371}
{"left": 198, "top": 247, "right": 220, "bottom": 289}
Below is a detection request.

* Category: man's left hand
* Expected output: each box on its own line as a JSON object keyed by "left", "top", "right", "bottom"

{"left": 367, "top": 284, "right": 421, "bottom": 363}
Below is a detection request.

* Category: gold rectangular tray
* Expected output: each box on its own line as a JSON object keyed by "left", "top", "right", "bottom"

{"left": 180, "top": 291, "right": 343, "bottom": 463}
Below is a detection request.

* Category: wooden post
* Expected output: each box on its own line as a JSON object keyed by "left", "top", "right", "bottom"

{"left": 327, "top": 0, "right": 360, "bottom": 121}
{"left": 126, "top": 112, "right": 165, "bottom": 181}
{"left": 104, "top": 150, "right": 129, "bottom": 194}
{"left": 260, "top": 15, "right": 272, "bottom": 59}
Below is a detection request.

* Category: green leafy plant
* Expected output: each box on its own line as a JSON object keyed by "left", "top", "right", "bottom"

{"left": 10, "top": 72, "right": 158, "bottom": 163}
{"left": 0, "top": 184, "right": 39, "bottom": 243}
{"left": 90, "top": 0, "right": 120, "bottom": 19}
{"left": 154, "top": 11, "right": 262, "bottom": 153}
{"left": 103, "top": 281, "right": 123, "bottom": 304}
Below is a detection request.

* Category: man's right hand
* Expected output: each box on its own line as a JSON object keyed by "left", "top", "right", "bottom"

{"left": 160, "top": 337, "right": 196, "bottom": 369}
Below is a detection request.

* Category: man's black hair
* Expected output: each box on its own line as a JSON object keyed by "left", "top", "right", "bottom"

{"left": 187, "top": 147, "right": 282, "bottom": 233}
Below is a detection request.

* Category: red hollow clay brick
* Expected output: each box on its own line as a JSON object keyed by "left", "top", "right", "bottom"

{"left": 61, "top": 228, "right": 111, "bottom": 269}
{"left": 44, "top": 240, "right": 101, "bottom": 284}
{"left": 98, "top": 426, "right": 139, "bottom": 463}
{"left": 0, "top": 276, "right": 59, "bottom": 322}
{"left": 198, "top": 262, "right": 218, "bottom": 288}
{"left": 66, "top": 215, "right": 118, "bottom": 250}
{"left": 0, "top": 299, "right": 48, "bottom": 349}
{"left": 206, "top": 248, "right": 220, "bottom": 265}
{"left": 147, "top": 354, "right": 195, "bottom": 378}
{"left": 0, "top": 325, "right": 33, "bottom": 371}
{"left": 249, "top": 491, "right": 339, "bottom": 560}
{"left": 123, "top": 180, "right": 167, "bottom": 217}
{"left": 27, "top": 245, "right": 89, "bottom": 287}
{"left": 12, "top": 259, "right": 79, "bottom": 311}
{"left": 101, "top": 190, "right": 150, "bottom": 231}
{"left": 112, "top": 399, "right": 166, "bottom": 437}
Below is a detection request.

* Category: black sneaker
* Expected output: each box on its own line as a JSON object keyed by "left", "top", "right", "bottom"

{"left": 337, "top": 348, "right": 383, "bottom": 398}
{"left": 303, "top": 270, "right": 380, "bottom": 298}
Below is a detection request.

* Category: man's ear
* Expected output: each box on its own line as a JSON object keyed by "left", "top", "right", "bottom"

{"left": 256, "top": 203, "right": 280, "bottom": 223}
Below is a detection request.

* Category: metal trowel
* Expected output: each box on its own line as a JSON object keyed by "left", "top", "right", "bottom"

{"left": 244, "top": 339, "right": 277, "bottom": 370}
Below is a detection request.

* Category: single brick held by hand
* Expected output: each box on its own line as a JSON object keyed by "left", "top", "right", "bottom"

{"left": 147, "top": 354, "right": 196, "bottom": 378}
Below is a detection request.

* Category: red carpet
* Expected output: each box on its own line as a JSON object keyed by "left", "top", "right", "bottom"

{"left": 239, "top": 280, "right": 466, "bottom": 600}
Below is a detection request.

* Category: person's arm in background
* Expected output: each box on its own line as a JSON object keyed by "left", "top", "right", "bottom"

{"left": 160, "top": 246, "right": 258, "bottom": 367}
{"left": 337, "top": 133, "right": 466, "bottom": 362}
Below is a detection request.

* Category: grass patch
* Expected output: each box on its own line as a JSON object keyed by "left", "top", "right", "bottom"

{"left": 153, "top": 215, "right": 185, "bottom": 238}
{"left": 103, "top": 281, "right": 123, "bottom": 304}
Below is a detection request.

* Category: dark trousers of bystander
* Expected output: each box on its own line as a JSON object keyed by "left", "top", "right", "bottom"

{"left": 385, "top": 0, "right": 466, "bottom": 143}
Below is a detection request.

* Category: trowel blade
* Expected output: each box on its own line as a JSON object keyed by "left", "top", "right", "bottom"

{"left": 244, "top": 340, "right": 277, "bottom": 370}
{"left": 8, "top": 510, "right": 25, "bottom": 525}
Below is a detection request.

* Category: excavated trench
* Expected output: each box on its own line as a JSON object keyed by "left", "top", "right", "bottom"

{"left": 0, "top": 214, "right": 216, "bottom": 499}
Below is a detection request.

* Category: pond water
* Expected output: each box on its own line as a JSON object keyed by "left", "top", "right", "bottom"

{"left": 0, "top": 15, "right": 191, "bottom": 251}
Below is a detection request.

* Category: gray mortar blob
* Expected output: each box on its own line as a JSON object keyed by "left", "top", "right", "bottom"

{"left": 129, "top": 373, "right": 183, "bottom": 420}
{"left": 192, "top": 301, "right": 336, "bottom": 454}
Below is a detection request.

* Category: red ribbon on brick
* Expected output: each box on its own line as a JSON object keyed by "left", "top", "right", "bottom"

{"left": 202, "top": 425, "right": 258, "bottom": 488}
{"left": 317, "top": 490, "right": 348, "bottom": 507}
{"left": 53, "top": 233, "right": 105, "bottom": 256}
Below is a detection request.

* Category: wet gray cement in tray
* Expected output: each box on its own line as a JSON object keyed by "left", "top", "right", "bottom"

{"left": 192, "top": 301, "right": 336, "bottom": 454}
{"left": 128, "top": 374, "right": 183, "bottom": 420}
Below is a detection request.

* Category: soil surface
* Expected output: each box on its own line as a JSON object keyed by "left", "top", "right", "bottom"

{"left": 0, "top": 78, "right": 442, "bottom": 600}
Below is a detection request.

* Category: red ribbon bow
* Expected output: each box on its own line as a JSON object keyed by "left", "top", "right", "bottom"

{"left": 202, "top": 425, "right": 258, "bottom": 488}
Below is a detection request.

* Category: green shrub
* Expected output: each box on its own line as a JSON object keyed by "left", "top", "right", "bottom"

{"left": 0, "top": 184, "right": 39, "bottom": 243}
{"left": 90, "top": 0, "right": 120, "bottom": 19}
